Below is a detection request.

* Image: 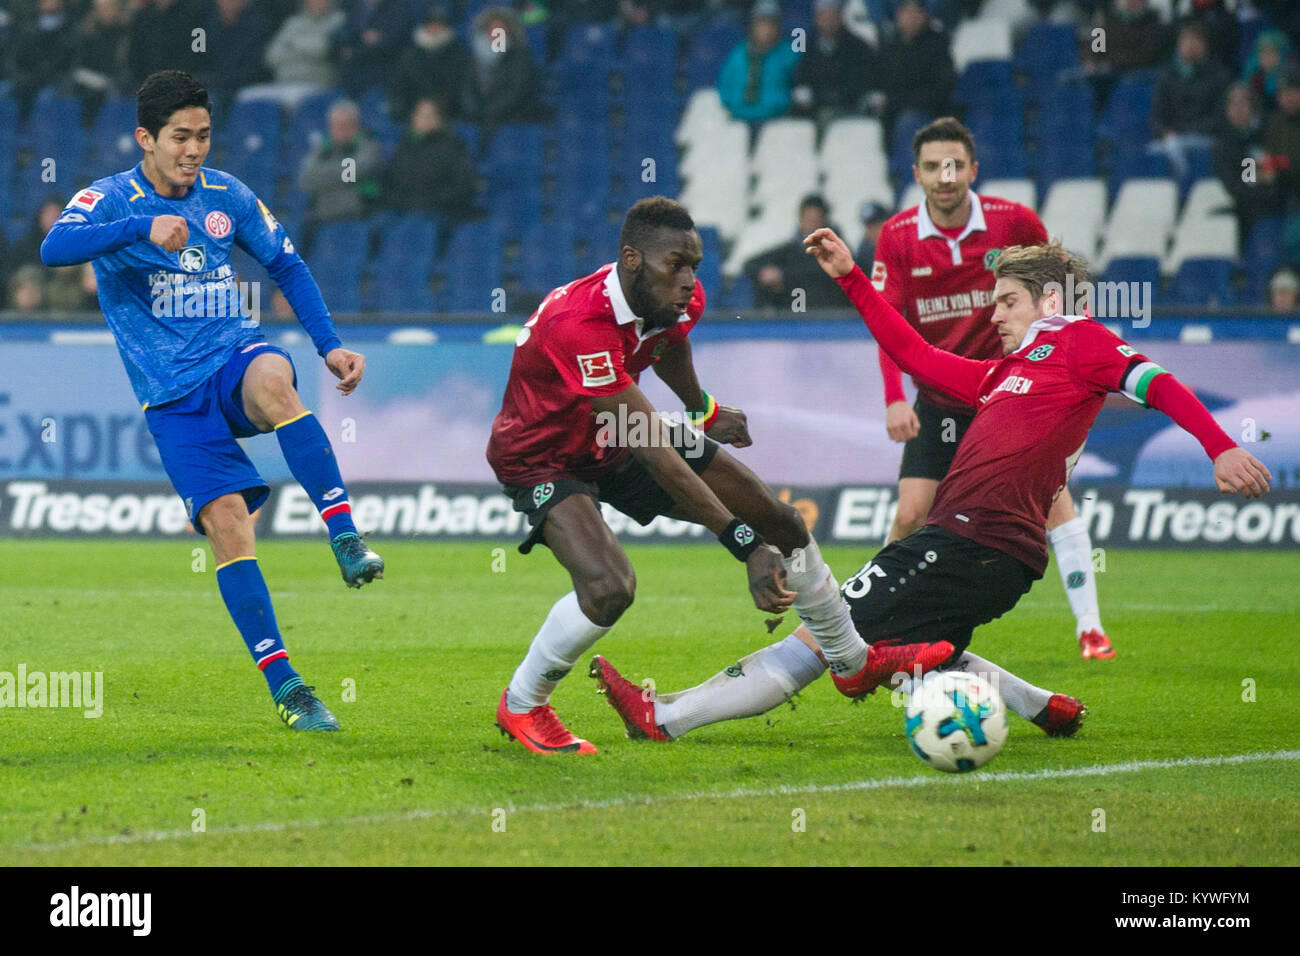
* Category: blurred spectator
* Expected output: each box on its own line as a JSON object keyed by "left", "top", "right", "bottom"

{"left": 718, "top": 0, "right": 801, "bottom": 124}
{"left": 1181, "top": 0, "right": 1239, "bottom": 72}
{"left": 45, "top": 261, "right": 94, "bottom": 310}
{"left": 1214, "top": 83, "right": 1279, "bottom": 243}
{"left": 1082, "top": 0, "right": 1168, "bottom": 111}
{"left": 196, "top": 0, "right": 273, "bottom": 106}
{"left": 855, "top": 200, "right": 889, "bottom": 264}
{"left": 744, "top": 194, "right": 846, "bottom": 309}
{"left": 1148, "top": 20, "right": 1230, "bottom": 180}
{"left": 1268, "top": 266, "right": 1298, "bottom": 310}
{"left": 14, "top": 198, "right": 66, "bottom": 270}
{"left": 334, "top": 0, "right": 415, "bottom": 98}
{"left": 382, "top": 98, "right": 480, "bottom": 220}
{"left": 872, "top": 0, "right": 953, "bottom": 145}
{"left": 461, "top": 7, "right": 544, "bottom": 129}
{"left": 264, "top": 0, "right": 347, "bottom": 90}
{"left": 12, "top": 0, "right": 77, "bottom": 118}
{"left": 1242, "top": 30, "right": 1296, "bottom": 115}
{"left": 9, "top": 265, "right": 45, "bottom": 311}
{"left": 1263, "top": 67, "right": 1300, "bottom": 213}
{"left": 298, "top": 99, "right": 382, "bottom": 243}
{"left": 791, "top": 0, "right": 873, "bottom": 121}
{"left": 618, "top": 0, "right": 653, "bottom": 29}
{"left": 389, "top": 3, "right": 471, "bottom": 124}
{"left": 69, "top": 0, "right": 131, "bottom": 119}
{"left": 129, "top": 0, "right": 203, "bottom": 87}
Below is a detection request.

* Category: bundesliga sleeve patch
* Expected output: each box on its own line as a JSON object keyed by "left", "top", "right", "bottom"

{"left": 870, "top": 260, "right": 887, "bottom": 291}
{"left": 577, "top": 351, "right": 618, "bottom": 387}
{"left": 69, "top": 188, "right": 105, "bottom": 212}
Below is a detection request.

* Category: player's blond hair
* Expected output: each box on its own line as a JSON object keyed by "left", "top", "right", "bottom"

{"left": 992, "top": 241, "right": 1091, "bottom": 303}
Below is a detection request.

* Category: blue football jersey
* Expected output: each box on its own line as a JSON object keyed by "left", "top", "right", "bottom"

{"left": 47, "top": 164, "right": 330, "bottom": 407}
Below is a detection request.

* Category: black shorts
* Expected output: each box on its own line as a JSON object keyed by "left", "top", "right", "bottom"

{"left": 898, "top": 395, "right": 976, "bottom": 481}
{"left": 840, "top": 525, "right": 1039, "bottom": 658}
{"left": 502, "top": 424, "right": 721, "bottom": 554}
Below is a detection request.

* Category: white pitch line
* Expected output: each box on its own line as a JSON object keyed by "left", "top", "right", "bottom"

{"left": 14, "top": 749, "right": 1300, "bottom": 853}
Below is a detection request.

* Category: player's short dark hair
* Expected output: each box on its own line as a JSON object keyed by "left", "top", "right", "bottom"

{"left": 993, "top": 240, "right": 1090, "bottom": 303}
{"left": 619, "top": 196, "right": 696, "bottom": 254}
{"left": 912, "top": 116, "right": 976, "bottom": 164}
{"left": 799, "top": 193, "right": 829, "bottom": 215}
{"left": 137, "top": 70, "right": 212, "bottom": 139}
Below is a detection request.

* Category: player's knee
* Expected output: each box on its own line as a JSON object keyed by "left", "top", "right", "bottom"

{"left": 200, "top": 496, "right": 253, "bottom": 544}
{"left": 581, "top": 570, "right": 636, "bottom": 626}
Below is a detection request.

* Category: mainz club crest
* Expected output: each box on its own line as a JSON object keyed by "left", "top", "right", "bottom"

{"left": 205, "top": 210, "right": 232, "bottom": 238}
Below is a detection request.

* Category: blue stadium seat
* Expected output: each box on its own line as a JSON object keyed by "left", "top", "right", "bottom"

{"left": 439, "top": 220, "right": 503, "bottom": 311}
{"left": 1015, "top": 23, "right": 1078, "bottom": 84}
{"left": 87, "top": 98, "right": 139, "bottom": 174}
{"left": 365, "top": 213, "right": 440, "bottom": 313}
{"left": 681, "top": 24, "right": 743, "bottom": 90}
{"left": 696, "top": 225, "right": 723, "bottom": 303}
{"left": 309, "top": 219, "right": 369, "bottom": 312}
{"left": 223, "top": 100, "right": 281, "bottom": 204}
{"left": 952, "top": 62, "right": 1015, "bottom": 106}
{"left": 1107, "top": 147, "right": 1171, "bottom": 199}
{"left": 1035, "top": 139, "right": 1097, "bottom": 195}
{"left": 282, "top": 90, "right": 341, "bottom": 169}
{"left": 1096, "top": 75, "right": 1155, "bottom": 151}
{"left": 1102, "top": 256, "right": 1160, "bottom": 293}
{"left": 889, "top": 113, "right": 930, "bottom": 183}
{"left": 623, "top": 25, "right": 678, "bottom": 70}
{"left": 575, "top": 220, "right": 621, "bottom": 274}
{"left": 1169, "top": 257, "right": 1235, "bottom": 307}
{"left": 516, "top": 220, "right": 577, "bottom": 292}
{"left": 1242, "top": 215, "right": 1284, "bottom": 301}
{"left": 19, "top": 94, "right": 85, "bottom": 215}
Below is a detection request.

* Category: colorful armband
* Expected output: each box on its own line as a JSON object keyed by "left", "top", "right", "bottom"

{"left": 686, "top": 391, "right": 720, "bottom": 430}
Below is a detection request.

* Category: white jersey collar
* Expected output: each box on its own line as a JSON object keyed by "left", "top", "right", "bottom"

{"left": 1013, "top": 313, "right": 1088, "bottom": 354}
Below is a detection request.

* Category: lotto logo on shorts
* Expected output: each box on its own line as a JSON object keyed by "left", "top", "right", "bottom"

{"left": 578, "top": 351, "right": 617, "bottom": 387}
{"left": 205, "top": 210, "right": 232, "bottom": 238}
{"left": 533, "top": 483, "right": 555, "bottom": 507}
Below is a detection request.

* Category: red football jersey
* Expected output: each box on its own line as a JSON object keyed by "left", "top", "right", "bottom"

{"left": 871, "top": 191, "right": 1048, "bottom": 410}
{"left": 487, "top": 263, "right": 704, "bottom": 487}
{"left": 838, "top": 266, "right": 1235, "bottom": 575}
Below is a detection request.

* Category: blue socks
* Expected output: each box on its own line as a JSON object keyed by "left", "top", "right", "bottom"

{"left": 274, "top": 411, "right": 357, "bottom": 539}
{"left": 216, "top": 557, "right": 298, "bottom": 695}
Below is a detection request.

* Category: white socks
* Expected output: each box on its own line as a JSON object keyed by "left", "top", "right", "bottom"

{"left": 506, "top": 591, "right": 611, "bottom": 713}
{"left": 891, "top": 650, "right": 1052, "bottom": 722}
{"left": 655, "top": 633, "right": 827, "bottom": 739}
{"left": 1048, "top": 516, "right": 1103, "bottom": 636}
{"left": 782, "top": 538, "right": 867, "bottom": 676}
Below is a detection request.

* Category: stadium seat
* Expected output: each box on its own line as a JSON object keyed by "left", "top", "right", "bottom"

{"left": 364, "top": 214, "right": 439, "bottom": 313}
{"left": 1096, "top": 75, "right": 1156, "bottom": 152}
{"left": 1163, "top": 213, "right": 1237, "bottom": 275}
{"left": 751, "top": 118, "right": 818, "bottom": 208}
{"left": 681, "top": 23, "right": 744, "bottom": 90}
{"left": 952, "top": 61, "right": 1016, "bottom": 106}
{"left": 979, "top": 178, "right": 1036, "bottom": 210}
{"left": 1241, "top": 216, "right": 1284, "bottom": 301}
{"left": 676, "top": 88, "right": 728, "bottom": 148}
{"left": 439, "top": 220, "right": 503, "bottom": 312}
{"left": 309, "top": 219, "right": 369, "bottom": 312}
{"left": 623, "top": 26, "right": 678, "bottom": 73}
{"left": 1168, "top": 257, "right": 1235, "bottom": 307}
{"left": 87, "top": 99, "right": 139, "bottom": 174}
{"left": 222, "top": 99, "right": 281, "bottom": 204}
{"left": 723, "top": 211, "right": 796, "bottom": 278}
{"left": 1040, "top": 177, "right": 1107, "bottom": 260}
{"left": 819, "top": 117, "right": 885, "bottom": 178}
{"left": 1015, "top": 22, "right": 1078, "bottom": 84}
{"left": 951, "top": 17, "right": 1013, "bottom": 72}
{"left": 897, "top": 182, "right": 924, "bottom": 212}
{"left": 1097, "top": 177, "right": 1177, "bottom": 270}
{"left": 1101, "top": 256, "right": 1160, "bottom": 295}
{"left": 515, "top": 220, "right": 577, "bottom": 293}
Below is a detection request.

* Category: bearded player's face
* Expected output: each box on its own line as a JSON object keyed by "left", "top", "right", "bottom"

{"left": 138, "top": 106, "right": 211, "bottom": 196}
{"left": 914, "top": 140, "right": 977, "bottom": 219}
{"left": 627, "top": 228, "right": 703, "bottom": 328}
{"left": 991, "top": 277, "right": 1042, "bottom": 354}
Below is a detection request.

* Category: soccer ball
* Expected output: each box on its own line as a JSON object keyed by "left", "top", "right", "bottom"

{"left": 904, "top": 670, "right": 1009, "bottom": 773}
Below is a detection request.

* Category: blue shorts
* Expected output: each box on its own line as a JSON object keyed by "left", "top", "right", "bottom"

{"left": 144, "top": 342, "right": 298, "bottom": 535}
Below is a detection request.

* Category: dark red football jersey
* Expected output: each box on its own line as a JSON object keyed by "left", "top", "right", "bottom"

{"left": 872, "top": 191, "right": 1048, "bottom": 410}
{"left": 486, "top": 263, "right": 704, "bottom": 487}
{"left": 837, "top": 266, "right": 1234, "bottom": 575}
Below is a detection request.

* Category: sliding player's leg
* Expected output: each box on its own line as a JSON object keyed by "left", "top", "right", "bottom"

{"left": 497, "top": 490, "right": 634, "bottom": 754}
{"left": 203, "top": 494, "right": 339, "bottom": 730}
{"left": 888, "top": 478, "right": 939, "bottom": 544}
{"left": 1047, "top": 488, "right": 1112, "bottom": 660}
{"left": 239, "top": 346, "right": 383, "bottom": 588}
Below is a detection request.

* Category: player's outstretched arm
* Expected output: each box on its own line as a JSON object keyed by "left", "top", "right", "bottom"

{"left": 1143, "top": 373, "right": 1272, "bottom": 499}
{"left": 653, "top": 339, "right": 752, "bottom": 447}
{"left": 41, "top": 211, "right": 186, "bottom": 267}
{"left": 589, "top": 383, "right": 793, "bottom": 614}
{"left": 803, "top": 227, "right": 989, "bottom": 406}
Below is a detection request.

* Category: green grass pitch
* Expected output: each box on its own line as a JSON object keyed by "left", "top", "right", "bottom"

{"left": 2, "top": 540, "right": 1298, "bottom": 866}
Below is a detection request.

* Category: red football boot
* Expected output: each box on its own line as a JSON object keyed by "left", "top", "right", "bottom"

{"left": 830, "top": 640, "right": 955, "bottom": 699}
{"left": 1034, "top": 693, "right": 1088, "bottom": 737}
{"left": 1078, "top": 629, "right": 1115, "bottom": 660}
{"left": 589, "top": 655, "right": 671, "bottom": 741}
{"left": 495, "top": 688, "right": 597, "bottom": 755}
